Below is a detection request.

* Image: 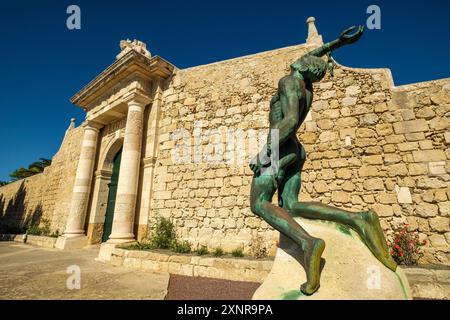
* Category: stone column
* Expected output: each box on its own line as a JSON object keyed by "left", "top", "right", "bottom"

{"left": 64, "top": 121, "right": 100, "bottom": 237}
{"left": 108, "top": 93, "right": 149, "bottom": 243}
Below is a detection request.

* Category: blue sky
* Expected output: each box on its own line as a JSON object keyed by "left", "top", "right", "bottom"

{"left": 0, "top": 0, "right": 449, "bottom": 181}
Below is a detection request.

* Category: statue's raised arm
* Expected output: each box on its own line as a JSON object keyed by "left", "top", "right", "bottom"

{"left": 307, "top": 25, "right": 364, "bottom": 58}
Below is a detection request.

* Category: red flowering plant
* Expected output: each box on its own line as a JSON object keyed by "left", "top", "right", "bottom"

{"left": 388, "top": 223, "right": 426, "bottom": 265}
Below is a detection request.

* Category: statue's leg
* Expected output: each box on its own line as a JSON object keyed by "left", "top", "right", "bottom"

{"left": 275, "top": 153, "right": 297, "bottom": 191}
{"left": 250, "top": 173, "right": 325, "bottom": 295}
{"left": 279, "top": 143, "right": 397, "bottom": 271}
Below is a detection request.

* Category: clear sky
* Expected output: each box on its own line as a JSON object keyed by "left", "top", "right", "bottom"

{"left": 0, "top": 0, "right": 449, "bottom": 181}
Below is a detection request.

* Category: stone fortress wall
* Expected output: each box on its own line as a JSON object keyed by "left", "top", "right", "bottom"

{"left": 153, "top": 44, "right": 450, "bottom": 264}
{"left": 0, "top": 125, "right": 83, "bottom": 234}
{"left": 0, "top": 36, "right": 449, "bottom": 264}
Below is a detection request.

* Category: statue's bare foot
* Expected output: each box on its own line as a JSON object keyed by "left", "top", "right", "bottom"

{"left": 355, "top": 209, "right": 397, "bottom": 271}
{"left": 300, "top": 238, "right": 325, "bottom": 295}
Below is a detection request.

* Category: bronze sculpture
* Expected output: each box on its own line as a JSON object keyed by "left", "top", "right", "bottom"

{"left": 249, "top": 25, "right": 397, "bottom": 295}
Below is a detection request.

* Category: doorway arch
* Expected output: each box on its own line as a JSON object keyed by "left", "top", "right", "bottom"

{"left": 86, "top": 136, "right": 124, "bottom": 244}
{"left": 102, "top": 148, "right": 122, "bottom": 242}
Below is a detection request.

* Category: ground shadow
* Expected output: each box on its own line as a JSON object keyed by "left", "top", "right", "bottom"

{"left": 0, "top": 182, "right": 43, "bottom": 233}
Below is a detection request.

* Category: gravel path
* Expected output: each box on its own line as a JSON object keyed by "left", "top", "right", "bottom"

{"left": 166, "top": 274, "right": 261, "bottom": 300}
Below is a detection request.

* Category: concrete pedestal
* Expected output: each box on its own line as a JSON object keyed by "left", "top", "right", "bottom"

{"left": 253, "top": 218, "right": 412, "bottom": 300}
{"left": 96, "top": 243, "right": 118, "bottom": 262}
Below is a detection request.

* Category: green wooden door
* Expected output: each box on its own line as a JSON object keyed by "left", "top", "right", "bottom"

{"left": 102, "top": 148, "right": 122, "bottom": 242}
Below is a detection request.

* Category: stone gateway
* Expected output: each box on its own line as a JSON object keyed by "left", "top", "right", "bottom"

{"left": 0, "top": 18, "right": 449, "bottom": 266}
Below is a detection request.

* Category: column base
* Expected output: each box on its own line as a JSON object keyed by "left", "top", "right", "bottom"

{"left": 107, "top": 232, "right": 135, "bottom": 244}
{"left": 96, "top": 243, "right": 117, "bottom": 263}
{"left": 55, "top": 235, "right": 88, "bottom": 250}
{"left": 95, "top": 239, "right": 135, "bottom": 262}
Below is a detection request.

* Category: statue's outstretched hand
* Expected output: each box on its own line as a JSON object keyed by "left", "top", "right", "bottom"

{"left": 339, "top": 25, "right": 364, "bottom": 45}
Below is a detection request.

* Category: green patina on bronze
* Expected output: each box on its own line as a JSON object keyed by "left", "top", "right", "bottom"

{"left": 281, "top": 290, "right": 304, "bottom": 300}
{"left": 394, "top": 271, "right": 409, "bottom": 300}
{"left": 336, "top": 224, "right": 352, "bottom": 237}
{"left": 249, "top": 25, "right": 397, "bottom": 296}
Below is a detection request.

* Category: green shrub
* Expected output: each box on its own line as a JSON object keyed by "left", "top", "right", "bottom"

{"left": 149, "top": 217, "right": 176, "bottom": 249}
{"left": 26, "top": 224, "right": 42, "bottom": 236}
{"left": 231, "top": 248, "right": 244, "bottom": 258}
{"left": 124, "top": 216, "right": 193, "bottom": 255}
{"left": 123, "top": 242, "right": 155, "bottom": 251}
{"left": 26, "top": 219, "right": 52, "bottom": 236}
{"left": 213, "top": 247, "right": 224, "bottom": 257}
{"left": 171, "top": 240, "right": 192, "bottom": 254}
{"left": 40, "top": 219, "right": 51, "bottom": 236}
{"left": 196, "top": 246, "right": 209, "bottom": 256}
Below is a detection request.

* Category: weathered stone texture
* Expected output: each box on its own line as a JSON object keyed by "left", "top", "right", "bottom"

{"left": 0, "top": 127, "right": 83, "bottom": 234}
{"left": 110, "top": 247, "right": 273, "bottom": 283}
{"left": 151, "top": 47, "right": 450, "bottom": 264}
{"left": 1, "top": 41, "right": 449, "bottom": 265}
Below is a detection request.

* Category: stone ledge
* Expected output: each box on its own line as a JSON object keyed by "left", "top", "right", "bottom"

{"left": 0, "top": 234, "right": 25, "bottom": 242}
{"left": 110, "top": 247, "right": 274, "bottom": 283}
{"left": 401, "top": 266, "right": 450, "bottom": 300}
{"left": 109, "top": 246, "right": 449, "bottom": 298}
{"left": 0, "top": 234, "right": 57, "bottom": 248}
{"left": 26, "top": 235, "right": 58, "bottom": 248}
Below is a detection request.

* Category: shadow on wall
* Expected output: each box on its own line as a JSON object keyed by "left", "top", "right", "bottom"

{"left": 0, "top": 182, "right": 43, "bottom": 234}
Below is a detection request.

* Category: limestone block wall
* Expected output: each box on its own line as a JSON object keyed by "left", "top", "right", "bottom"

{"left": 298, "top": 68, "right": 450, "bottom": 264}
{"left": 152, "top": 44, "right": 450, "bottom": 264}
{"left": 151, "top": 44, "right": 315, "bottom": 255}
{"left": 0, "top": 41, "right": 448, "bottom": 265}
{"left": 0, "top": 126, "right": 83, "bottom": 234}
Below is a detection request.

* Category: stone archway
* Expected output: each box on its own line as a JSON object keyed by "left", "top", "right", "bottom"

{"left": 86, "top": 137, "right": 124, "bottom": 244}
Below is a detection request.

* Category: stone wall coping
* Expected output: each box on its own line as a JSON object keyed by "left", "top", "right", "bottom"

{"left": 113, "top": 247, "right": 274, "bottom": 265}
{"left": 334, "top": 59, "right": 396, "bottom": 89}
{"left": 401, "top": 266, "right": 450, "bottom": 299}
{"left": 179, "top": 43, "right": 310, "bottom": 73}
{"left": 393, "top": 77, "right": 450, "bottom": 92}
{"left": 0, "top": 234, "right": 58, "bottom": 248}
{"left": 0, "top": 171, "right": 44, "bottom": 192}
{"left": 111, "top": 247, "right": 274, "bottom": 283}
{"left": 109, "top": 247, "right": 449, "bottom": 298}
{"left": 0, "top": 234, "right": 24, "bottom": 242}
{"left": 25, "top": 234, "right": 58, "bottom": 249}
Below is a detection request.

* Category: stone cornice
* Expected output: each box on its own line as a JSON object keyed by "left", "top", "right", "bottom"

{"left": 71, "top": 51, "right": 176, "bottom": 110}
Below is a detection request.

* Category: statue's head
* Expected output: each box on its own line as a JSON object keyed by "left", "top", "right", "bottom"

{"left": 291, "top": 55, "right": 327, "bottom": 83}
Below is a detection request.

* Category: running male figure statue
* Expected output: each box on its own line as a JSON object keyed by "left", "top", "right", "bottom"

{"left": 249, "top": 25, "right": 397, "bottom": 295}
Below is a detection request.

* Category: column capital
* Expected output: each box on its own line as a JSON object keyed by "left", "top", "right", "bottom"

{"left": 94, "top": 169, "right": 113, "bottom": 179}
{"left": 123, "top": 91, "right": 152, "bottom": 106}
{"left": 82, "top": 120, "right": 103, "bottom": 131}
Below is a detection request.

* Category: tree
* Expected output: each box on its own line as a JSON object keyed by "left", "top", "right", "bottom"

{"left": 9, "top": 158, "right": 52, "bottom": 181}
